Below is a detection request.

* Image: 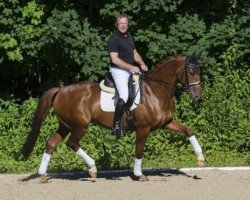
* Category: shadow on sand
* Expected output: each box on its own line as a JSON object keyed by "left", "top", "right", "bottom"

{"left": 20, "top": 168, "right": 202, "bottom": 182}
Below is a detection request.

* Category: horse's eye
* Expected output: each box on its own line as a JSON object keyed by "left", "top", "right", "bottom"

{"left": 189, "top": 68, "right": 195, "bottom": 74}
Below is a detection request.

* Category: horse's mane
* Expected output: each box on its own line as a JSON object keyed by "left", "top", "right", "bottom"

{"left": 149, "top": 54, "right": 185, "bottom": 73}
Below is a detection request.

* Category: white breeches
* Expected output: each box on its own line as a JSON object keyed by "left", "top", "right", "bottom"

{"left": 110, "top": 67, "right": 132, "bottom": 102}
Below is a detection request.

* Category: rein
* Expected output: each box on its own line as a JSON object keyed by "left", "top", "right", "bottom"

{"left": 142, "top": 73, "right": 175, "bottom": 88}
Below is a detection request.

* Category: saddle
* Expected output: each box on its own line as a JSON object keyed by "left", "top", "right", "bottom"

{"left": 100, "top": 72, "right": 140, "bottom": 107}
{"left": 100, "top": 72, "right": 141, "bottom": 127}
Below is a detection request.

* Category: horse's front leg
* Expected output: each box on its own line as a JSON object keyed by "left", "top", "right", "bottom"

{"left": 134, "top": 127, "right": 150, "bottom": 181}
{"left": 166, "top": 120, "right": 205, "bottom": 166}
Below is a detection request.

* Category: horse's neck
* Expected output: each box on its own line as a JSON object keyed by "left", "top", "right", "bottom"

{"left": 146, "top": 59, "right": 182, "bottom": 109}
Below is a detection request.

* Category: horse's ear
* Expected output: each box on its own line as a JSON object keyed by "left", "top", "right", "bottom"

{"left": 194, "top": 51, "right": 201, "bottom": 59}
{"left": 189, "top": 52, "right": 195, "bottom": 60}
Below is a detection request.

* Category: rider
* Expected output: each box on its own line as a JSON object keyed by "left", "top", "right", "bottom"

{"left": 107, "top": 14, "right": 148, "bottom": 137}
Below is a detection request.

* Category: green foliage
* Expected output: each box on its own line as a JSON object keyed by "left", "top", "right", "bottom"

{"left": 198, "top": 70, "right": 250, "bottom": 152}
{"left": 0, "top": 0, "right": 45, "bottom": 63}
{"left": 0, "top": 33, "right": 23, "bottom": 62}
{"left": 1, "top": 0, "right": 249, "bottom": 98}
{"left": 100, "top": 0, "right": 183, "bottom": 16}
{"left": 136, "top": 14, "right": 206, "bottom": 63}
{"left": 22, "top": 1, "right": 44, "bottom": 25}
{"left": 174, "top": 69, "right": 249, "bottom": 153}
{"left": 196, "top": 6, "right": 249, "bottom": 77}
{"left": 40, "top": 9, "right": 108, "bottom": 81}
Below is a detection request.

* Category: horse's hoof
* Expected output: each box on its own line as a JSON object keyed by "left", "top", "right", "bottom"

{"left": 197, "top": 159, "right": 205, "bottom": 167}
{"left": 88, "top": 166, "right": 97, "bottom": 178}
{"left": 138, "top": 175, "right": 149, "bottom": 182}
{"left": 89, "top": 171, "right": 97, "bottom": 178}
{"left": 38, "top": 175, "right": 49, "bottom": 184}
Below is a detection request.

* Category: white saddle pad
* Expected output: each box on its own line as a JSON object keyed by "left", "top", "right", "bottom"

{"left": 100, "top": 90, "right": 140, "bottom": 112}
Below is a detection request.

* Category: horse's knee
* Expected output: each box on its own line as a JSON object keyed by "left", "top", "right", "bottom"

{"left": 46, "top": 140, "right": 58, "bottom": 154}
{"left": 135, "top": 154, "right": 143, "bottom": 159}
{"left": 185, "top": 128, "right": 193, "bottom": 137}
{"left": 45, "top": 133, "right": 65, "bottom": 154}
{"left": 66, "top": 140, "right": 79, "bottom": 151}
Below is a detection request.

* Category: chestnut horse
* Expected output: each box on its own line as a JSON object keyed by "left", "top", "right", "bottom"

{"left": 22, "top": 53, "right": 204, "bottom": 182}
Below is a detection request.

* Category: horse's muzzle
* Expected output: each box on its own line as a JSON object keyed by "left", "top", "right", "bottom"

{"left": 191, "top": 93, "right": 202, "bottom": 102}
{"left": 188, "top": 85, "right": 202, "bottom": 102}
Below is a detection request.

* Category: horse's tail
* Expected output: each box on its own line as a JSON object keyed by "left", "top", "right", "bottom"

{"left": 21, "top": 87, "right": 61, "bottom": 160}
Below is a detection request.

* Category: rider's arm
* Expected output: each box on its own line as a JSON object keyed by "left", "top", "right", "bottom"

{"left": 134, "top": 50, "right": 148, "bottom": 71}
{"left": 109, "top": 52, "right": 140, "bottom": 73}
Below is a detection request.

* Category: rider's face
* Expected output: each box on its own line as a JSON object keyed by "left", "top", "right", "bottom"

{"left": 116, "top": 17, "right": 128, "bottom": 33}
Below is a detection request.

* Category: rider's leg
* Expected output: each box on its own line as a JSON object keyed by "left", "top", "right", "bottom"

{"left": 113, "top": 98, "right": 126, "bottom": 137}
{"left": 110, "top": 67, "right": 131, "bottom": 137}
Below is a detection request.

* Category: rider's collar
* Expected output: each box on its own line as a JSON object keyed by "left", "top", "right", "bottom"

{"left": 116, "top": 31, "right": 129, "bottom": 38}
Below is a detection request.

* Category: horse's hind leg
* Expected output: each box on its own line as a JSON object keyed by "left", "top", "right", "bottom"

{"left": 38, "top": 123, "right": 69, "bottom": 182}
{"left": 134, "top": 127, "right": 150, "bottom": 181}
{"left": 165, "top": 120, "right": 205, "bottom": 166}
{"left": 66, "top": 127, "right": 97, "bottom": 178}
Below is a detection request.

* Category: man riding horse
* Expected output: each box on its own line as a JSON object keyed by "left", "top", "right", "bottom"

{"left": 108, "top": 14, "right": 148, "bottom": 137}
{"left": 21, "top": 14, "right": 204, "bottom": 182}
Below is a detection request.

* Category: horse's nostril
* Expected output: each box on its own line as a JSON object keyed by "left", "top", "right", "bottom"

{"left": 192, "top": 94, "right": 200, "bottom": 101}
{"left": 196, "top": 94, "right": 202, "bottom": 100}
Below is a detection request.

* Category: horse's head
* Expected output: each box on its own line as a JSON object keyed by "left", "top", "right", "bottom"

{"left": 178, "top": 52, "right": 202, "bottom": 101}
{"left": 143, "top": 53, "right": 202, "bottom": 102}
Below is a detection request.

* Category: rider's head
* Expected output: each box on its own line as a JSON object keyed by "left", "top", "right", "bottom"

{"left": 115, "top": 14, "right": 129, "bottom": 34}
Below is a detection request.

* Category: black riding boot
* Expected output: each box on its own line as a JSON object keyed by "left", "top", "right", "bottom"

{"left": 113, "top": 98, "right": 126, "bottom": 138}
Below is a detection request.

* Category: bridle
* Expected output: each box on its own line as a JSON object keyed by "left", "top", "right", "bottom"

{"left": 142, "top": 57, "right": 201, "bottom": 96}
{"left": 184, "top": 59, "right": 201, "bottom": 94}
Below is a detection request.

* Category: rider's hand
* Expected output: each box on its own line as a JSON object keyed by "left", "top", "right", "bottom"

{"left": 130, "top": 66, "right": 141, "bottom": 74}
{"left": 140, "top": 64, "right": 148, "bottom": 71}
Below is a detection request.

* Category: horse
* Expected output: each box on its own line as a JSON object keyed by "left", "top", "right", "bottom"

{"left": 21, "top": 52, "right": 204, "bottom": 182}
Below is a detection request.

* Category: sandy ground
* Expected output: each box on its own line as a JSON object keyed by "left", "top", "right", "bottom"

{"left": 1, "top": 168, "right": 250, "bottom": 200}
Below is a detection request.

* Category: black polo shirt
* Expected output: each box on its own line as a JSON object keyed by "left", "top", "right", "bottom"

{"left": 107, "top": 31, "right": 136, "bottom": 66}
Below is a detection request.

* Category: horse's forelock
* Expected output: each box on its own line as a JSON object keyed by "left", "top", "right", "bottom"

{"left": 188, "top": 56, "right": 200, "bottom": 69}
{"left": 186, "top": 55, "right": 201, "bottom": 74}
